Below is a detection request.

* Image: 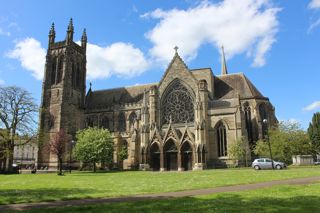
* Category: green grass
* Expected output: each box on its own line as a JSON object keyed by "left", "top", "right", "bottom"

{"left": 0, "top": 167, "right": 320, "bottom": 205}
{"left": 22, "top": 183, "right": 320, "bottom": 213}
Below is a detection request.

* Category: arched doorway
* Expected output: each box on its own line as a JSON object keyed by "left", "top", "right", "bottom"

{"left": 164, "top": 139, "right": 178, "bottom": 171}
{"left": 149, "top": 143, "right": 160, "bottom": 171}
{"left": 181, "top": 142, "right": 193, "bottom": 171}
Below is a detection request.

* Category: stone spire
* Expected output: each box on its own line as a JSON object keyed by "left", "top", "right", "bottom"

{"left": 81, "top": 28, "right": 87, "bottom": 52}
{"left": 66, "top": 18, "right": 74, "bottom": 44}
{"left": 48, "top": 22, "right": 55, "bottom": 47}
{"left": 221, "top": 46, "right": 228, "bottom": 75}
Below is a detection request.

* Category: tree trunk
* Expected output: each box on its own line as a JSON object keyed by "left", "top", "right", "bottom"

{"left": 58, "top": 157, "right": 63, "bottom": 175}
{"left": 5, "top": 143, "right": 14, "bottom": 173}
{"left": 93, "top": 161, "right": 96, "bottom": 172}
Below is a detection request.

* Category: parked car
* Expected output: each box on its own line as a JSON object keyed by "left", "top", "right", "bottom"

{"left": 252, "top": 158, "right": 286, "bottom": 170}
{"left": 314, "top": 161, "right": 320, "bottom": 165}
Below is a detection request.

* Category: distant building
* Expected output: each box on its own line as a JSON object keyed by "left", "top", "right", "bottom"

{"left": 38, "top": 20, "right": 277, "bottom": 171}
{"left": 13, "top": 139, "right": 38, "bottom": 167}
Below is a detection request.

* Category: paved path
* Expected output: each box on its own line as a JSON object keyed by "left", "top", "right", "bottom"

{"left": 1, "top": 176, "right": 320, "bottom": 212}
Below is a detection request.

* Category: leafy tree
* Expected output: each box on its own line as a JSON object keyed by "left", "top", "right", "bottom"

{"left": 50, "top": 129, "right": 67, "bottom": 175}
{"left": 74, "top": 127, "right": 113, "bottom": 172}
{"left": 119, "top": 146, "right": 128, "bottom": 161}
{"left": 254, "top": 121, "right": 312, "bottom": 164}
{"left": 0, "top": 86, "right": 38, "bottom": 172}
{"left": 308, "top": 112, "right": 320, "bottom": 155}
{"left": 228, "top": 137, "right": 250, "bottom": 166}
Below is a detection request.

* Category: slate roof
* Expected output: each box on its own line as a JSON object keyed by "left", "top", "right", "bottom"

{"left": 85, "top": 72, "right": 266, "bottom": 110}
{"left": 86, "top": 83, "right": 157, "bottom": 110}
{"left": 214, "top": 73, "right": 266, "bottom": 100}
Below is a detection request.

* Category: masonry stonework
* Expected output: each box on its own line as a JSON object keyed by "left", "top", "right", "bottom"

{"left": 38, "top": 21, "right": 277, "bottom": 170}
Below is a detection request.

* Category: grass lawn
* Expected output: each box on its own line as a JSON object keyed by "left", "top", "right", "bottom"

{"left": 0, "top": 167, "right": 320, "bottom": 205}
{"left": 22, "top": 183, "right": 320, "bottom": 213}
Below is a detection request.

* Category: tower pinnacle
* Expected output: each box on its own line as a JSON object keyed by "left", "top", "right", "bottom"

{"left": 48, "top": 22, "right": 55, "bottom": 47}
{"left": 66, "top": 18, "right": 74, "bottom": 44}
{"left": 81, "top": 28, "right": 87, "bottom": 52}
{"left": 221, "top": 46, "right": 228, "bottom": 75}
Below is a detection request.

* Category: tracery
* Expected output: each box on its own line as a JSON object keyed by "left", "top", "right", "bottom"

{"left": 161, "top": 80, "right": 194, "bottom": 125}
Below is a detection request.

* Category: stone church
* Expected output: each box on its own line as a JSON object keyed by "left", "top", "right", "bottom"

{"left": 38, "top": 20, "right": 277, "bottom": 171}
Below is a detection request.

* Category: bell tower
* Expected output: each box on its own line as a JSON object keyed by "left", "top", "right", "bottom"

{"left": 38, "top": 19, "right": 87, "bottom": 169}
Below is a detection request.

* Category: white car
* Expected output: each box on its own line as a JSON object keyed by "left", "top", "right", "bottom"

{"left": 252, "top": 158, "right": 286, "bottom": 170}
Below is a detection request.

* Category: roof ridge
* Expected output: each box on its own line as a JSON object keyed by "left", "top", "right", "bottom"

{"left": 92, "top": 82, "right": 157, "bottom": 93}
{"left": 158, "top": 53, "right": 189, "bottom": 86}
{"left": 241, "top": 74, "right": 264, "bottom": 98}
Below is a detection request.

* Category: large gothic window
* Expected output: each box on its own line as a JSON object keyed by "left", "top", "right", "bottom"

{"left": 244, "top": 103, "right": 253, "bottom": 144}
{"left": 129, "top": 112, "right": 137, "bottom": 130}
{"left": 100, "top": 116, "right": 109, "bottom": 130}
{"left": 217, "top": 122, "right": 227, "bottom": 157}
{"left": 161, "top": 80, "right": 194, "bottom": 125}
{"left": 118, "top": 112, "right": 126, "bottom": 132}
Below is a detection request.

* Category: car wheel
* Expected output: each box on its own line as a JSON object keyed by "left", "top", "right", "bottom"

{"left": 276, "top": 164, "right": 282, "bottom": 170}
{"left": 254, "top": 165, "right": 260, "bottom": 170}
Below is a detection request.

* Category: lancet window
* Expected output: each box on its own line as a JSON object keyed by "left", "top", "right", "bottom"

{"left": 217, "top": 122, "right": 227, "bottom": 157}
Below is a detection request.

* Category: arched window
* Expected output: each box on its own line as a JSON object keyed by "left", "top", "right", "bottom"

{"left": 100, "top": 116, "right": 109, "bottom": 130}
{"left": 129, "top": 112, "right": 137, "bottom": 130}
{"left": 56, "top": 56, "right": 63, "bottom": 83}
{"left": 259, "top": 104, "right": 268, "bottom": 139}
{"left": 71, "top": 63, "right": 76, "bottom": 89}
{"left": 141, "top": 147, "right": 145, "bottom": 164}
{"left": 161, "top": 80, "right": 194, "bottom": 125}
{"left": 244, "top": 103, "right": 253, "bottom": 144}
{"left": 86, "top": 115, "right": 97, "bottom": 128}
{"left": 118, "top": 112, "right": 126, "bottom": 132}
{"left": 51, "top": 59, "right": 56, "bottom": 85}
{"left": 76, "top": 65, "right": 81, "bottom": 89}
{"left": 217, "top": 122, "right": 227, "bottom": 157}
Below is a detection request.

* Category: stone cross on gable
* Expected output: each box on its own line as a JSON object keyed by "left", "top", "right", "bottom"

{"left": 174, "top": 46, "right": 179, "bottom": 53}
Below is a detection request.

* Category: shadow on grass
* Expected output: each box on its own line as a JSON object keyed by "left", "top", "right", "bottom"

{"left": 0, "top": 188, "right": 97, "bottom": 205}
{"left": 68, "top": 170, "right": 143, "bottom": 176}
{"left": 13, "top": 194, "right": 320, "bottom": 213}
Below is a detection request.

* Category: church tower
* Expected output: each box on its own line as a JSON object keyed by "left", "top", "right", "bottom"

{"left": 38, "top": 19, "right": 87, "bottom": 169}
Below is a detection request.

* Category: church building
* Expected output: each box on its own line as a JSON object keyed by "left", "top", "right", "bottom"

{"left": 38, "top": 20, "right": 277, "bottom": 171}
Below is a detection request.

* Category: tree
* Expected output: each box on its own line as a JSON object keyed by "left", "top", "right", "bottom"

{"left": 308, "top": 112, "right": 320, "bottom": 155}
{"left": 228, "top": 137, "right": 250, "bottom": 167}
{"left": 119, "top": 145, "right": 128, "bottom": 161}
{"left": 73, "top": 127, "right": 113, "bottom": 172}
{"left": 0, "top": 86, "right": 38, "bottom": 172}
{"left": 50, "top": 129, "right": 67, "bottom": 175}
{"left": 254, "top": 121, "right": 312, "bottom": 164}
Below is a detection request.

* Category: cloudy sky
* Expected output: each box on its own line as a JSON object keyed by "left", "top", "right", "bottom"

{"left": 0, "top": 0, "right": 319, "bottom": 129}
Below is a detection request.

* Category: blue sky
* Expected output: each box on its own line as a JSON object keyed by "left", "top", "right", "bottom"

{"left": 0, "top": 0, "right": 320, "bottom": 129}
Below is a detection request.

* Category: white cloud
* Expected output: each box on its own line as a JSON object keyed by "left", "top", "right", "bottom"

{"left": 85, "top": 42, "right": 149, "bottom": 79}
{"left": 7, "top": 37, "right": 149, "bottom": 80}
{"left": 308, "top": 1, "right": 320, "bottom": 32}
{"left": 143, "top": 0, "right": 280, "bottom": 67}
{"left": 7, "top": 38, "right": 46, "bottom": 80}
{"left": 308, "top": 18, "right": 320, "bottom": 33}
{"left": 303, "top": 101, "right": 320, "bottom": 111}
{"left": 309, "top": 0, "right": 320, "bottom": 9}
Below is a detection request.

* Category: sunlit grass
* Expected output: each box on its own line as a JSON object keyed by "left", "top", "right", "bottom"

{"left": 0, "top": 167, "right": 319, "bottom": 205}
{"left": 23, "top": 183, "right": 320, "bottom": 213}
